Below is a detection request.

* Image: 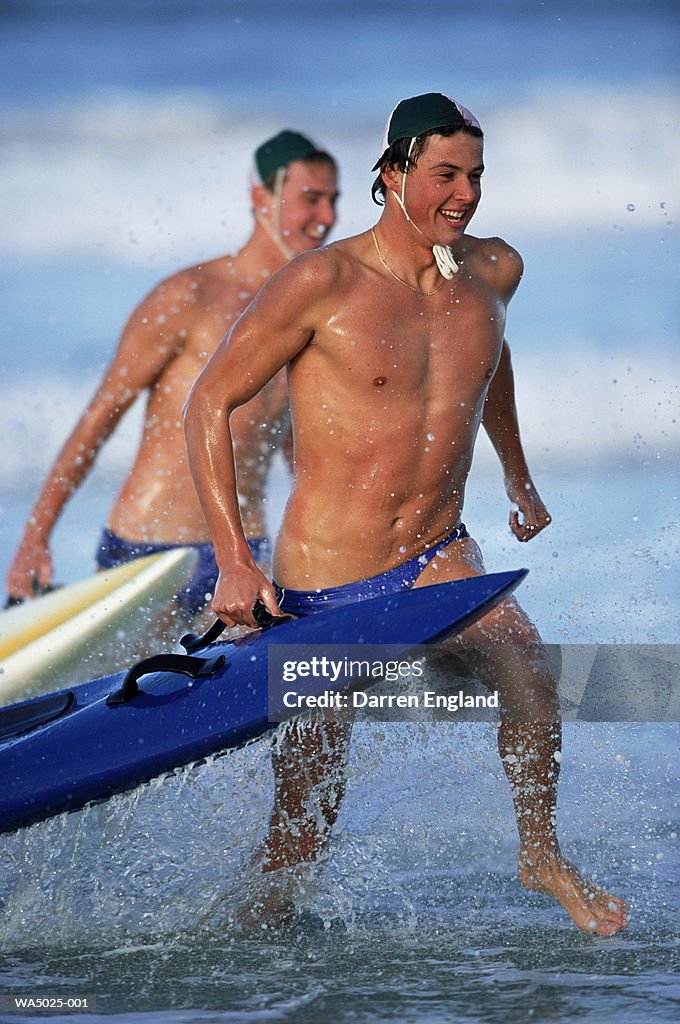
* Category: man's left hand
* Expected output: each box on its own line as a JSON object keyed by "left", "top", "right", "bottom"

{"left": 506, "top": 478, "right": 552, "bottom": 542}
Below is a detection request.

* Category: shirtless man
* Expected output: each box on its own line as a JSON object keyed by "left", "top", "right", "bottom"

{"left": 184, "top": 94, "right": 628, "bottom": 935}
{"left": 8, "top": 130, "right": 339, "bottom": 623}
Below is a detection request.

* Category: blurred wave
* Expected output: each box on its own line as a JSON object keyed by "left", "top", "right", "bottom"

{"left": 2, "top": 81, "right": 678, "bottom": 262}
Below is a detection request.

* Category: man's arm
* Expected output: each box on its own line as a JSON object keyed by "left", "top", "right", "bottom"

{"left": 483, "top": 339, "right": 551, "bottom": 542}
{"left": 7, "top": 275, "right": 195, "bottom": 599}
{"left": 183, "top": 251, "right": 334, "bottom": 627}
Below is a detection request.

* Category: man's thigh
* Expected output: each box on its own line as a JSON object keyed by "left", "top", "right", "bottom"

{"left": 412, "top": 534, "right": 541, "bottom": 647}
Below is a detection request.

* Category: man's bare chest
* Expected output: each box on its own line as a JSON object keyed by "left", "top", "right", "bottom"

{"left": 316, "top": 279, "right": 506, "bottom": 395}
{"left": 182, "top": 281, "right": 258, "bottom": 361}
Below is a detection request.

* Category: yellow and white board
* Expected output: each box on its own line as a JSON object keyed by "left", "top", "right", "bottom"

{"left": 0, "top": 548, "right": 199, "bottom": 704}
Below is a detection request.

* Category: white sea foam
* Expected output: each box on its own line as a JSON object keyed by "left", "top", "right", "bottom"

{"left": 476, "top": 80, "right": 679, "bottom": 238}
{"left": 2, "top": 81, "right": 678, "bottom": 261}
{"left": 0, "top": 377, "right": 145, "bottom": 485}
{"left": 478, "top": 342, "right": 679, "bottom": 468}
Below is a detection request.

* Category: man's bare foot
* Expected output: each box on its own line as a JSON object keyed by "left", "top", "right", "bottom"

{"left": 234, "top": 872, "right": 296, "bottom": 931}
{"left": 519, "top": 849, "right": 628, "bottom": 936}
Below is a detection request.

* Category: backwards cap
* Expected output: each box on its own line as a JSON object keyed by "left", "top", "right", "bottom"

{"left": 372, "top": 92, "right": 481, "bottom": 170}
{"left": 253, "top": 129, "right": 319, "bottom": 185}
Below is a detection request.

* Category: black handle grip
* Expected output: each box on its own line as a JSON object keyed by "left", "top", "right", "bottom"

{"left": 179, "top": 618, "right": 228, "bottom": 652}
{"left": 106, "top": 652, "right": 225, "bottom": 707}
{"left": 253, "top": 600, "right": 294, "bottom": 628}
{"left": 5, "top": 581, "right": 61, "bottom": 609}
{"left": 180, "top": 600, "right": 295, "bottom": 653}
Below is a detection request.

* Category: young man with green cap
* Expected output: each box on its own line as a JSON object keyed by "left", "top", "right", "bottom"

{"left": 184, "top": 95, "right": 628, "bottom": 935}
{"left": 8, "top": 129, "right": 339, "bottom": 622}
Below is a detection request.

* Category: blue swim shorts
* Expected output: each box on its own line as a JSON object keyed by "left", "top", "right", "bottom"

{"left": 96, "top": 528, "right": 272, "bottom": 616}
{"left": 275, "top": 523, "right": 469, "bottom": 618}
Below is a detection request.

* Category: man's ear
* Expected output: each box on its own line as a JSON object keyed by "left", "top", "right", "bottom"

{"left": 251, "top": 183, "right": 273, "bottom": 216}
{"left": 381, "top": 165, "right": 402, "bottom": 196}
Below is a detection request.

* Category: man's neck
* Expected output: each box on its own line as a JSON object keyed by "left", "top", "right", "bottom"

{"left": 232, "top": 224, "right": 290, "bottom": 281}
{"left": 373, "top": 206, "right": 446, "bottom": 293}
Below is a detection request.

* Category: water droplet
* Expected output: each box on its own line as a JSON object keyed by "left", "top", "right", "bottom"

{"left": 399, "top": 546, "right": 407, "bottom": 553}
{"left": 626, "top": 203, "right": 636, "bottom": 212}
{"left": 426, "top": 432, "right": 436, "bottom": 441}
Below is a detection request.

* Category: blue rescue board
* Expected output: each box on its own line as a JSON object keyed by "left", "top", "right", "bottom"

{"left": 0, "top": 570, "right": 526, "bottom": 835}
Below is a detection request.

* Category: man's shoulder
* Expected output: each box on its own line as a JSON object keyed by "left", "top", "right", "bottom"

{"left": 289, "top": 234, "right": 371, "bottom": 286}
{"left": 143, "top": 265, "right": 206, "bottom": 309}
{"left": 277, "top": 237, "right": 363, "bottom": 294}
{"left": 243, "top": 238, "right": 368, "bottom": 328}
{"left": 467, "top": 234, "right": 523, "bottom": 268}
{"left": 466, "top": 235, "right": 524, "bottom": 294}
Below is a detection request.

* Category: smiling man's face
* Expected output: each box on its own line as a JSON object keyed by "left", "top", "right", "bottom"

{"left": 276, "top": 159, "right": 339, "bottom": 254}
{"left": 399, "top": 132, "right": 484, "bottom": 246}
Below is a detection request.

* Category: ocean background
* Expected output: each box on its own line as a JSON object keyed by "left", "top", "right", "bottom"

{"left": 0, "top": 1, "right": 678, "bottom": 1021}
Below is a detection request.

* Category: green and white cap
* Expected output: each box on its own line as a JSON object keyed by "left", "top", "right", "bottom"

{"left": 250, "top": 129, "right": 324, "bottom": 260}
{"left": 372, "top": 92, "right": 481, "bottom": 170}
{"left": 252, "top": 129, "right": 319, "bottom": 185}
{"left": 373, "top": 93, "right": 482, "bottom": 280}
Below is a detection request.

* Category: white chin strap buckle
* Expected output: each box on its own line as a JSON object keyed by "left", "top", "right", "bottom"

{"left": 433, "top": 245, "right": 459, "bottom": 278}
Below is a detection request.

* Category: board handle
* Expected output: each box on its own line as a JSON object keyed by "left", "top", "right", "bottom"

{"left": 180, "top": 600, "right": 294, "bottom": 653}
{"left": 106, "top": 653, "right": 225, "bottom": 707}
{"left": 5, "top": 580, "right": 61, "bottom": 608}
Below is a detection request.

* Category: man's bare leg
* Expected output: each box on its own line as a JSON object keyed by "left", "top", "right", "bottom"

{"left": 234, "top": 717, "right": 351, "bottom": 929}
{"left": 252, "top": 558, "right": 353, "bottom": 873}
{"left": 415, "top": 537, "right": 628, "bottom": 936}
{"left": 500, "top": 718, "right": 627, "bottom": 935}
{"left": 263, "top": 716, "right": 352, "bottom": 871}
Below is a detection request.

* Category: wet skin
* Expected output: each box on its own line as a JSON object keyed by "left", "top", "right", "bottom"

{"left": 7, "top": 159, "right": 339, "bottom": 600}
{"left": 184, "top": 131, "right": 627, "bottom": 935}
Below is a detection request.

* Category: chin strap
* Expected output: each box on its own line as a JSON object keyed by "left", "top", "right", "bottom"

{"left": 255, "top": 166, "right": 295, "bottom": 260}
{"left": 433, "top": 244, "right": 459, "bottom": 279}
{"left": 393, "top": 138, "right": 458, "bottom": 278}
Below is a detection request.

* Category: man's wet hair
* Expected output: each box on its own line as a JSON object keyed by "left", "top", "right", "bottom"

{"left": 371, "top": 122, "right": 483, "bottom": 205}
{"left": 263, "top": 151, "right": 338, "bottom": 192}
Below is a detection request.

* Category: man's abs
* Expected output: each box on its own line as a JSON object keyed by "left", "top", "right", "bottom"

{"left": 273, "top": 464, "right": 470, "bottom": 590}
